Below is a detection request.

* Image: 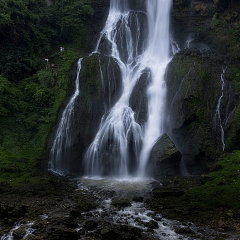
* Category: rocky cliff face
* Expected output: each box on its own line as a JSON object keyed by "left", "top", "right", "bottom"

{"left": 65, "top": 54, "right": 122, "bottom": 174}
{"left": 165, "top": 0, "right": 240, "bottom": 174}
{"left": 171, "top": 0, "right": 240, "bottom": 57}
{"left": 50, "top": 0, "right": 240, "bottom": 177}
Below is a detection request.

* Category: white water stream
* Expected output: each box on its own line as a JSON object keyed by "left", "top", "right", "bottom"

{"left": 1, "top": 222, "right": 35, "bottom": 240}
{"left": 214, "top": 67, "right": 227, "bottom": 151}
{"left": 49, "top": 58, "right": 83, "bottom": 174}
{"left": 84, "top": 0, "right": 172, "bottom": 178}
{"left": 76, "top": 178, "right": 239, "bottom": 240}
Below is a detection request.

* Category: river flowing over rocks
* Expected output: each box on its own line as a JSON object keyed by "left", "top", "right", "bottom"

{"left": 1, "top": 175, "right": 239, "bottom": 240}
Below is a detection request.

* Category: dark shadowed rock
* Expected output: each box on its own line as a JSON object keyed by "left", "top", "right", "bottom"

{"left": 152, "top": 187, "right": 185, "bottom": 197}
{"left": 111, "top": 198, "right": 132, "bottom": 208}
{"left": 129, "top": 69, "right": 151, "bottom": 126}
{"left": 199, "top": 174, "right": 213, "bottom": 184}
{"left": 13, "top": 226, "right": 26, "bottom": 239}
{"left": 165, "top": 50, "right": 236, "bottom": 174}
{"left": 132, "top": 196, "right": 144, "bottom": 202}
{"left": 150, "top": 133, "right": 181, "bottom": 180}
{"left": 83, "top": 219, "right": 99, "bottom": 231}
{"left": 53, "top": 53, "right": 122, "bottom": 175}
{"left": 143, "top": 220, "right": 159, "bottom": 229}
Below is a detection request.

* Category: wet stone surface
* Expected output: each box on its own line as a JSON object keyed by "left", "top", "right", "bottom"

{"left": 0, "top": 176, "right": 239, "bottom": 240}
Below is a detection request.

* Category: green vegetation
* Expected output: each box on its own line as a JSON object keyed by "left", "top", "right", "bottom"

{"left": 0, "top": 0, "right": 93, "bottom": 82}
{"left": 0, "top": 48, "right": 79, "bottom": 183}
{"left": 225, "top": 66, "right": 240, "bottom": 151}
{"left": 210, "top": 12, "right": 240, "bottom": 59}
{"left": 188, "top": 151, "right": 240, "bottom": 211}
{"left": 0, "top": 0, "right": 93, "bottom": 183}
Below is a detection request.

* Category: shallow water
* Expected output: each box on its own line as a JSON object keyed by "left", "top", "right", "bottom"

{"left": 76, "top": 177, "right": 240, "bottom": 240}
{"left": 1, "top": 177, "right": 239, "bottom": 240}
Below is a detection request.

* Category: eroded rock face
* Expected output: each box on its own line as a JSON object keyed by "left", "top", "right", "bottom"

{"left": 129, "top": 69, "right": 151, "bottom": 126}
{"left": 58, "top": 54, "right": 122, "bottom": 175}
{"left": 149, "top": 133, "right": 182, "bottom": 180}
{"left": 166, "top": 0, "right": 240, "bottom": 177}
{"left": 171, "top": 0, "right": 240, "bottom": 58}
{"left": 165, "top": 49, "right": 236, "bottom": 174}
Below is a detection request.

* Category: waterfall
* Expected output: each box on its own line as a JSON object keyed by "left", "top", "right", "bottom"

{"left": 49, "top": 59, "right": 83, "bottom": 174}
{"left": 213, "top": 67, "right": 226, "bottom": 151}
{"left": 137, "top": 0, "right": 171, "bottom": 177}
{"left": 84, "top": 0, "right": 172, "bottom": 178}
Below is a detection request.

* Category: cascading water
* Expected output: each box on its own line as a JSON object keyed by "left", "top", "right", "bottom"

{"left": 137, "top": 0, "right": 171, "bottom": 177}
{"left": 213, "top": 67, "right": 227, "bottom": 151}
{"left": 49, "top": 59, "right": 83, "bottom": 174}
{"left": 84, "top": 0, "right": 172, "bottom": 178}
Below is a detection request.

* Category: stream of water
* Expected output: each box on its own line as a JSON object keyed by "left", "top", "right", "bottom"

{"left": 76, "top": 178, "right": 239, "bottom": 240}
{"left": 84, "top": 0, "right": 172, "bottom": 178}
{"left": 49, "top": 59, "right": 83, "bottom": 175}
{"left": 213, "top": 67, "right": 227, "bottom": 151}
{"left": 1, "top": 179, "right": 239, "bottom": 240}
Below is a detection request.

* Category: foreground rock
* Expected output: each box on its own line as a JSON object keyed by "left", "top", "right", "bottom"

{"left": 0, "top": 173, "right": 240, "bottom": 239}
{"left": 149, "top": 133, "right": 182, "bottom": 180}
{"left": 146, "top": 175, "right": 240, "bottom": 233}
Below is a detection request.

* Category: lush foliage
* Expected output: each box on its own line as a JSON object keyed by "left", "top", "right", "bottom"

{"left": 0, "top": 0, "right": 93, "bottom": 82}
{"left": 0, "top": 0, "right": 93, "bottom": 182}
{"left": 188, "top": 151, "right": 240, "bottom": 211}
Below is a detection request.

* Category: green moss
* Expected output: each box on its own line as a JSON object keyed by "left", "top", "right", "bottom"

{"left": 210, "top": 18, "right": 240, "bottom": 58}
{"left": 188, "top": 151, "right": 240, "bottom": 211}
{"left": 82, "top": 56, "right": 101, "bottom": 99}
{"left": 226, "top": 66, "right": 240, "bottom": 94}
{"left": 225, "top": 104, "right": 240, "bottom": 151}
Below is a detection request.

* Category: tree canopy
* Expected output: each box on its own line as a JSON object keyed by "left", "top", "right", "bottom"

{"left": 0, "top": 0, "right": 93, "bottom": 82}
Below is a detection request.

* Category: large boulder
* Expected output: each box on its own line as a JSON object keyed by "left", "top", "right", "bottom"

{"left": 165, "top": 49, "right": 236, "bottom": 174}
{"left": 169, "top": 0, "right": 240, "bottom": 175}
{"left": 150, "top": 133, "right": 182, "bottom": 180}
{"left": 50, "top": 54, "right": 122, "bottom": 175}
{"left": 72, "top": 54, "right": 122, "bottom": 174}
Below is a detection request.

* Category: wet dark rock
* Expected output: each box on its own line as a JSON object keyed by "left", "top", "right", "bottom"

{"left": 132, "top": 196, "right": 144, "bottom": 202}
{"left": 0, "top": 203, "right": 28, "bottom": 220}
{"left": 75, "top": 197, "right": 98, "bottom": 211}
{"left": 143, "top": 220, "right": 159, "bottom": 229}
{"left": 175, "top": 226, "right": 194, "bottom": 234}
{"left": 70, "top": 208, "right": 82, "bottom": 218}
{"left": 83, "top": 219, "right": 99, "bottom": 231}
{"left": 64, "top": 216, "right": 78, "bottom": 228}
{"left": 83, "top": 219, "right": 143, "bottom": 239}
{"left": 149, "top": 133, "right": 182, "bottom": 180}
{"left": 150, "top": 181, "right": 161, "bottom": 188}
{"left": 97, "top": 36, "right": 112, "bottom": 56}
{"left": 165, "top": 50, "right": 236, "bottom": 174}
{"left": 50, "top": 53, "right": 122, "bottom": 175}
{"left": 152, "top": 187, "right": 185, "bottom": 197}
{"left": 13, "top": 225, "right": 26, "bottom": 239}
{"left": 61, "top": 229, "right": 79, "bottom": 240}
{"left": 129, "top": 69, "right": 151, "bottom": 126}
{"left": 111, "top": 198, "right": 132, "bottom": 208}
{"left": 153, "top": 215, "right": 162, "bottom": 221}
{"left": 200, "top": 174, "right": 213, "bottom": 184}
{"left": 98, "top": 221, "right": 112, "bottom": 235}
{"left": 100, "top": 224, "right": 142, "bottom": 240}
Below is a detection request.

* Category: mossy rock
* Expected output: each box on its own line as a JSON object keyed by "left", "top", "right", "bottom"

{"left": 165, "top": 49, "right": 236, "bottom": 173}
